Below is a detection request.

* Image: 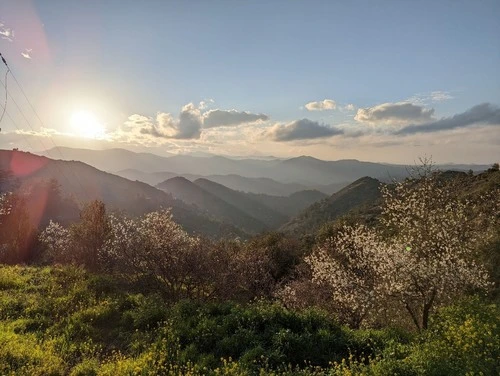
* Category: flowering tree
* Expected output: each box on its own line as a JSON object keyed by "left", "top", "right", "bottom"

{"left": 378, "top": 166, "right": 492, "bottom": 330}
{"left": 0, "top": 193, "right": 10, "bottom": 222}
{"left": 0, "top": 193, "right": 10, "bottom": 255}
{"left": 305, "top": 225, "right": 387, "bottom": 328}
{"left": 105, "top": 210, "right": 215, "bottom": 300}
{"left": 294, "top": 163, "right": 494, "bottom": 330}
{"left": 39, "top": 220, "right": 72, "bottom": 263}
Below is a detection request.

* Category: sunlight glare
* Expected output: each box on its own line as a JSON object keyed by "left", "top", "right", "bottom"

{"left": 71, "top": 111, "right": 106, "bottom": 139}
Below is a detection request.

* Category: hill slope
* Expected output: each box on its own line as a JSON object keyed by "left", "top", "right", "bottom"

{"left": 157, "top": 177, "right": 268, "bottom": 234}
{"left": 0, "top": 150, "right": 244, "bottom": 237}
{"left": 247, "top": 190, "right": 329, "bottom": 217}
{"left": 193, "top": 178, "right": 288, "bottom": 228}
{"left": 280, "top": 176, "right": 382, "bottom": 234}
{"left": 117, "top": 169, "right": 311, "bottom": 195}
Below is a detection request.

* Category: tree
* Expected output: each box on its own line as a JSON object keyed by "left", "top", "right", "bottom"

{"left": 288, "top": 163, "right": 494, "bottom": 330}
{"left": 378, "top": 165, "right": 492, "bottom": 329}
{"left": 305, "top": 225, "right": 387, "bottom": 328}
{"left": 0, "top": 193, "right": 37, "bottom": 264}
{"left": 105, "top": 210, "right": 213, "bottom": 300}
{"left": 39, "top": 220, "right": 72, "bottom": 264}
{"left": 70, "top": 200, "right": 111, "bottom": 270}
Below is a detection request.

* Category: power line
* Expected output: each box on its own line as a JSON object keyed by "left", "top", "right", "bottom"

{"left": 0, "top": 75, "right": 76, "bottom": 191}
{"left": 0, "top": 52, "right": 91, "bottom": 201}
{"left": 0, "top": 67, "right": 8, "bottom": 124}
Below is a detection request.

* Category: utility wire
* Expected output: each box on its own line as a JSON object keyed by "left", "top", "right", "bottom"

{"left": 0, "top": 52, "right": 91, "bottom": 201}
{"left": 0, "top": 68, "right": 8, "bottom": 124}
{"left": 0, "top": 74, "right": 77, "bottom": 192}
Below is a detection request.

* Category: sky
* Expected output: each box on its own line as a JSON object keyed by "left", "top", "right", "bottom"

{"left": 0, "top": 0, "right": 499, "bottom": 163}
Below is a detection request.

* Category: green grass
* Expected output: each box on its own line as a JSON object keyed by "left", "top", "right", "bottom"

{"left": 0, "top": 265, "right": 497, "bottom": 375}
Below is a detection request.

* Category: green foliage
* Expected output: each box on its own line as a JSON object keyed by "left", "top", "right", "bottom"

{"left": 168, "top": 300, "right": 353, "bottom": 370}
{"left": 0, "top": 266, "right": 497, "bottom": 375}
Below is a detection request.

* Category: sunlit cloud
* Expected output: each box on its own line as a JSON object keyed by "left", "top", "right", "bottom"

{"left": 118, "top": 103, "right": 270, "bottom": 141}
{"left": 304, "top": 99, "right": 337, "bottom": 111}
{"left": 407, "top": 90, "right": 455, "bottom": 105}
{"left": 355, "top": 102, "right": 435, "bottom": 126}
{"left": 396, "top": 103, "right": 500, "bottom": 135}
{"left": 21, "top": 48, "right": 32, "bottom": 59}
{"left": 0, "top": 22, "right": 14, "bottom": 41}
{"left": 198, "top": 98, "right": 215, "bottom": 110}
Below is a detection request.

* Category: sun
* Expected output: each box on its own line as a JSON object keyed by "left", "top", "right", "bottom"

{"left": 71, "top": 110, "right": 106, "bottom": 138}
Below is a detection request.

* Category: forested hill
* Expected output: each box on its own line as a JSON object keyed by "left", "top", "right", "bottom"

{"left": 0, "top": 150, "right": 244, "bottom": 237}
{"left": 157, "top": 176, "right": 269, "bottom": 234}
{"left": 281, "top": 167, "right": 500, "bottom": 236}
{"left": 280, "top": 176, "right": 382, "bottom": 234}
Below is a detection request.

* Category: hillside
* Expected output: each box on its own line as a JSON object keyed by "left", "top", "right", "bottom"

{"left": 157, "top": 177, "right": 268, "bottom": 234}
{"left": 280, "top": 176, "right": 382, "bottom": 234}
{"left": 247, "top": 190, "right": 329, "bottom": 217}
{"left": 0, "top": 150, "right": 244, "bottom": 238}
{"left": 117, "top": 169, "right": 311, "bottom": 195}
{"left": 193, "top": 178, "right": 288, "bottom": 228}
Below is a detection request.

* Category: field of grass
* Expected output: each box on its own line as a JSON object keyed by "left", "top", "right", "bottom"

{"left": 0, "top": 265, "right": 498, "bottom": 375}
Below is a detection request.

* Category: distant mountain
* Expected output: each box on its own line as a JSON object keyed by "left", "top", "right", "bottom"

{"left": 193, "top": 174, "right": 309, "bottom": 196}
{"left": 39, "top": 147, "right": 173, "bottom": 173}
{"left": 193, "top": 178, "right": 288, "bottom": 228}
{"left": 117, "top": 169, "right": 341, "bottom": 196}
{"left": 247, "top": 190, "right": 329, "bottom": 217}
{"left": 40, "top": 147, "right": 491, "bottom": 187}
{"left": 116, "top": 169, "right": 180, "bottom": 186}
{"left": 0, "top": 150, "right": 244, "bottom": 238}
{"left": 157, "top": 177, "right": 268, "bottom": 234}
{"left": 280, "top": 177, "right": 383, "bottom": 234}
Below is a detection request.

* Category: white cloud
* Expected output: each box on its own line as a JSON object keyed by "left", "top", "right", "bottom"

{"left": 0, "top": 23, "right": 14, "bottom": 41}
{"left": 355, "top": 102, "right": 435, "bottom": 126}
{"left": 305, "top": 99, "right": 337, "bottom": 111}
{"left": 199, "top": 98, "right": 215, "bottom": 110}
{"left": 21, "top": 48, "right": 32, "bottom": 59}
{"left": 407, "top": 91, "right": 454, "bottom": 105}
{"left": 121, "top": 103, "right": 203, "bottom": 140}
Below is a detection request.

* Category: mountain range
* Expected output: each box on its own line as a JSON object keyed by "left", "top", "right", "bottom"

{"left": 4, "top": 148, "right": 496, "bottom": 238}
{"left": 38, "top": 147, "right": 490, "bottom": 196}
{"left": 1, "top": 150, "right": 328, "bottom": 236}
{"left": 0, "top": 150, "right": 245, "bottom": 237}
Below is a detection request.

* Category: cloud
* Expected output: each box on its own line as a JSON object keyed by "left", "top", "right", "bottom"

{"left": 123, "top": 103, "right": 202, "bottom": 140}
{"left": 430, "top": 91, "right": 454, "bottom": 102}
{"left": 305, "top": 99, "right": 337, "bottom": 111}
{"left": 267, "top": 119, "right": 343, "bottom": 141}
{"left": 176, "top": 103, "right": 203, "bottom": 138}
{"left": 0, "top": 23, "right": 14, "bottom": 41}
{"left": 396, "top": 103, "right": 500, "bottom": 135}
{"left": 21, "top": 48, "right": 32, "bottom": 59}
{"left": 203, "top": 109, "right": 269, "bottom": 128}
{"left": 407, "top": 91, "right": 454, "bottom": 105}
{"left": 198, "top": 99, "right": 215, "bottom": 110}
{"left": 120, "top": 103, "right": 269, "bottom": 141}
{"left": 344, "top": 104, "right": 355, "bottom": 111}
{"left": 355, "top": 102, "right": 435, "bottom": 126}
